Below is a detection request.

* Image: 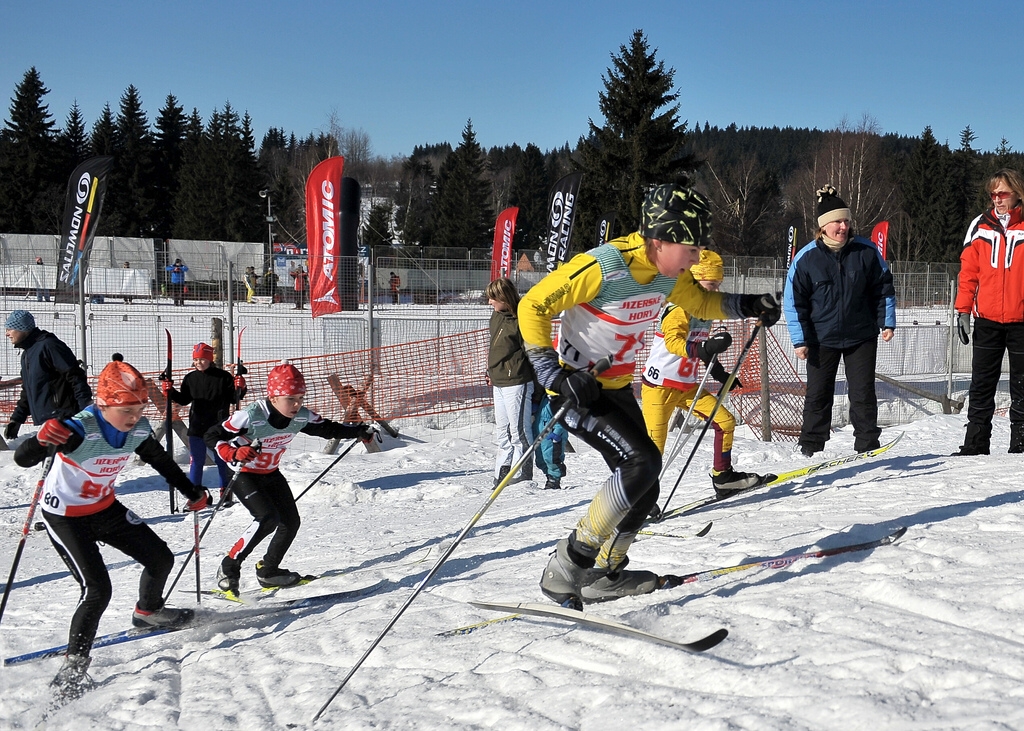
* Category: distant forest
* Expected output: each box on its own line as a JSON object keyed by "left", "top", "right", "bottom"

{"left": 2, "top": 31, "right": 1022, "bottom": 264}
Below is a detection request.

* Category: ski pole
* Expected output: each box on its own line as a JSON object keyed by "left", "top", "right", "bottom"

{"left": 0, "top": 449, "right": 56, "bottom": 625}
{"left": 162, "top": 329, "right": 177, "bottom": 514}
{"left": 659, "top": 353, "right": 720, "bottom": 479}
{"left": 311, "top": 356, "right": 611, "bottom": 723}
{"left": 162, "top": 439, "right": 259, "bottom": 602}
{"left": 163, "top": 473, "right": 240, "bottom": 602}
{"left": 224, "top": 436, "right": 366, "bottom": 558}
{"left": 657, "top": 322, "right": 762, "bottom": 518}
{"left": 193, "top": 510, "right": 201, "bottom": 603}
{"left": 295, "top": 437, "right": 364, "bottom": 502}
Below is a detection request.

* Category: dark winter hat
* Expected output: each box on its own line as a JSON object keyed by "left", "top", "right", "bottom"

{"left": 816, "top": 185, "right": 851, "bottom": 228}
{"left": 5, "top": 310, "right": 35, "bottom": 332}
{"left": 639, "top": 184, "right": 712, "bottom": 247}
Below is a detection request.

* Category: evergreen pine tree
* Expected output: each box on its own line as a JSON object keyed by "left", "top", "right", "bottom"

{"left": 509, "top": 143, "right": 549, "bottom": 251}
{"left": 0, "top": 67, "right": 61, "bottom": 233}
{"left": 173, "top": 109, "right": 216, "bottom": 239}
{"left": 574, "top": 31, "right": 697, "bottom": 252}
{"left": 363, "top": 201, "right": 394, "bottom": 247}
{"left": 57, "top": 101, "right": 90, "bottom": 180}
{"left": 942, "top": 126, "right": 980, "bottom": 261}
{"left": 152, "top": 94, "right": 186, "bottom": 238}
{"left": 174, "top": 104, "right": 262, "bottom": 241}
{"left": 900, "top": 126, "right": 950, "bottom": 261}
{"left": 108, "top": 84, "right": 156, "bottom": 237}
{"left": 431, "top": 121, "right": 493, "bottom": 251}
{"left": 395, "top": 152, "right": 437, "bottom": 247}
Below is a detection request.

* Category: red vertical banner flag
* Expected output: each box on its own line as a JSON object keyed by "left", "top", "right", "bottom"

{"left": 490, "top": 207, "right": 519, "bottom": 280}
{"left": 871, "top": 221, "right": 889, "bottom": 259}
{"left": 305, "top": 156, "right": 345, "bottom": 318}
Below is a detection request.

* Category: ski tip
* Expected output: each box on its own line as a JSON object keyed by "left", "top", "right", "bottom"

{"left": 889, "top": 526, "right": 908, "bottom": 542}
{"left": 695, "top": 521, "right": 713, "bottom": 537}
{"left": 689, "top": 627, "right": 729, "bottom": 653}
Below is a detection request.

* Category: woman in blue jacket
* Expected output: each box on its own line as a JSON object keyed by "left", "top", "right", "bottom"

{"left": 783, "top": 186, "right": 896, "bottom": 456}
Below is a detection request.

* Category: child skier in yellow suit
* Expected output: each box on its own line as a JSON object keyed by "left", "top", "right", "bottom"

{"left": 641, "top": 249, "right": 765, "bottom": 496}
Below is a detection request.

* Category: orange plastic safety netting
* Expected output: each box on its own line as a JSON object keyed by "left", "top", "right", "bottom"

{"left": 2, "top": 324, "right": 805, "bottom": 441}
{"left": 630, "top": 320, "right": 805, "bottom": 442}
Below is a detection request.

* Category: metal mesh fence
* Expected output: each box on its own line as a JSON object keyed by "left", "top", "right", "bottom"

{"left": 0, "top": 236, "right": 1005, "bottom": 441}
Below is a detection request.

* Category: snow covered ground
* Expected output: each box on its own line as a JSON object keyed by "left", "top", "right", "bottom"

{"left": 1, "top": 412, "right": 1023, "bottom": 730}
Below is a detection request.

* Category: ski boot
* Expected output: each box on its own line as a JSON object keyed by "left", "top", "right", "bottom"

{"left": 711, "top": 467, "right": 765, "bottom": 498}
{"left": 50, "top": 654, "right": 95, "bottom": 703}
{"left": 539, "top": 536, "right": 595, "bottom": 605}
{"left": 255, "top": 561, "right": 302, "bottom": 589}
{"left": 132, "top": 602, "right": 195, "bottom": 628}
{"left": 578, "top": 557, "right": 659, "bottom": 604}
{"left": 217, "top": 556, "right": 241, "bottom": 594}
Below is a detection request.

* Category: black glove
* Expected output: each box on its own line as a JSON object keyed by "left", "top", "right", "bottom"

{"left": 957, "top": 313, "right": 970, "bottom": 345}
{"left": 4, "top": 422, "right": 20, "bottom": 440}
{"left": 552, "top": 369, "right": 601, "bottom": 408}
{"left": 355, "top": 422, "right": 381, "bottom": 442}
{"left": 696, "top": 331, "right": 732, "bottom": 362}
{"left": 739, "top": 293, "right": 781, "bottom": 327}
{"left": 710, "top": 361, "right": 742, "bottom": 391}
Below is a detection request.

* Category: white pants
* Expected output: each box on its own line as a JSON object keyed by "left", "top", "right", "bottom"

{"left": 493, "top": 383, "right": 534, "bottom": 478}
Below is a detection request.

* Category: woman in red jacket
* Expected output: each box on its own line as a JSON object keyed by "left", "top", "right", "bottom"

{"left": 954, "top": 168, "right": 1024, "bottom": 454}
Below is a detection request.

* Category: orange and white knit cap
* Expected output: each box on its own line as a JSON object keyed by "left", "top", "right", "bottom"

{"left": 266, "top": 362, "right": 306, "bottom": 397}
{"left": 95, "top": 359, "right": 149, "bottom": 406}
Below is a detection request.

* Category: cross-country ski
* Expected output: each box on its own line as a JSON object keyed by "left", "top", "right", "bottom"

{"left": 655, "top": 432, "right": 905, "bottom": 522}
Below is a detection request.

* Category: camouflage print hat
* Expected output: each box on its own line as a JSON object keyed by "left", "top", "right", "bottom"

{"left": 639, "top": 184, "right": 712, "bottom": 246}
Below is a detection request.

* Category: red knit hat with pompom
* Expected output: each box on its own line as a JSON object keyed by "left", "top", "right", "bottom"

{"left": 266, "top": 362, "right": 306, "bottom": 397}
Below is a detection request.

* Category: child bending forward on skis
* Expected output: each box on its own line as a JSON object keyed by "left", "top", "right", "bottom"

{"left": 205, "top": 362, "right": 377, "bottom": 594}
{"left": 14, "top": 357, "right": 209, "bottom": 701}
{"left": 640, "top": 249, "right": 767, "bottom": 497}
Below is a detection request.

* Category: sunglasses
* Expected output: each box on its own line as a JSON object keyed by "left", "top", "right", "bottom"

{"left": 990, "top": 191, "right": 1015, "bottom": 200}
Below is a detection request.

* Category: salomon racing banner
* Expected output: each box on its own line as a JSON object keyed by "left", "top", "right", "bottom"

{"left": 305, "top": 156, "right": 345, "bottom": 318}
{"left": 596, "top": 211, "right": 616, "bottom": 247}
{"left": 544, "top": 172, "right": 582, "bottom": 272}
{"left": 57, "top": 156, "right": 113, "bottom": 291}
{"left": 490, "top": 207, "right": 519, "bottom": 280}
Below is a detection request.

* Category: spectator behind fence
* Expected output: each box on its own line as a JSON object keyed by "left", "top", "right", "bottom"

{"left": 783, "top": 185, "right": 896, "bottom": 458}
{"left": 35, "top": 256, "right": 50, "bottom": 302}
{"left": 123, "top": 261, "right": 133, "bottom": 305}
{"left": 4, "top": 309, "right": 93, "bottom": 441}
{"left": 243, "top": 266, "right": 259, "bottom": 303}
{"left": 161, "top": 342, "right": 246, "bottom": 507}
{"left": 166, "top": 258, "right": 188, "bottom": 306}
{"left": 485, "top": 277, "right": 534, "bottom": 486}
{"left": 389, "top": 271, "right": 401, "bottom": 304}
{"left": 954, "top": 168, "right": 1024, "bottom": 455}
{"left": 262, "top": 268, "right": 279, "bottom": 300}
{"left": 291, "top": 263, "right": 307, "bottom": 309}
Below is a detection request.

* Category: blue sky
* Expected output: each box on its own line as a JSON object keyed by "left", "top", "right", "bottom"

{"left": 1, "top": 1, "right": 1007, "bottom": 159}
